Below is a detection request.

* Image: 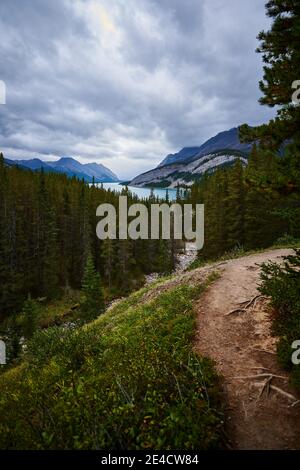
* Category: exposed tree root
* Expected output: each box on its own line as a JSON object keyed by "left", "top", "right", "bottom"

{"left": 253, "top": 382, "right": 297, "bottom": 403}
{"left": 257, "top": 376, "right": 272, "bottom": 401}
{"left": 239, "top": 295, "right": 266, "bottom": 309}
{"left": 225, "top": 307, "right": 247, "bottom": 316}
{"left": 234, "top": 373, "right": 287, "bottom": 381}
{"left": 251, "top": 347, "right": 276, "bottom": 355}
{"left": 226, "top": 295, "right": 267, "bottom": 316}
{"left": 290, "top": 400, "right": 300, "bottom": 408}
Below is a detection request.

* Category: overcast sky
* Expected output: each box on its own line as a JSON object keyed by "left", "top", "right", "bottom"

{"left": 0, "top": 0, "right": 275, "bottom": 179}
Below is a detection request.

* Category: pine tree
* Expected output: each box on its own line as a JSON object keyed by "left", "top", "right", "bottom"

{"left": 239, "top": 1, "right": 300, "bottom": 248}
{"left": 240, "top": 1, "right": 300, "bottom": 157}
{"left": 244, "top": 184, "right": 270, "bottom": 249}
{"left": 244, "top": 146, "right": 284, "bottom": 248}
{"left": 21, "top": 295, "right": 40, "bottom": 340}
{"left": 176, "top": 184, "right": 181, "bottom": 202}
{"left": 165, "top": 189, "right": 169, "bottom": 203}
{"left": 101, "top": 238, "right": 115, "bottom": 291}
{"left": 60, "top": 187, "right": 72, "bottom": 289}
{"left": 203, "top": 169, "right": 228, "bottom": 258}
{"left": 6, "top": 314, "right": 22, "bottom": 361}
{"left": 149, "top": 188, "right": 155, "bottom": 203}
{"left": 225, "top": 159, "right": 245, "bottom": 249}
{"left": 116, "top": 239, "right": 136, "bottom": 293}
{"left": 81, "top": 254, "right": 105, "bottom": 321}
{"left": 156, "top": 239, "right": 173, "bottom": 273}
{"left": 36, "top": 171, "right": 59, "bottom": 298}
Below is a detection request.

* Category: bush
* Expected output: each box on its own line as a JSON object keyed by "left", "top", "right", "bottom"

{"left": 274, "top": 234, "right": 300, "bottom": 248}
{"left": 259, "top": 249, "right": 300, "bottom": 387}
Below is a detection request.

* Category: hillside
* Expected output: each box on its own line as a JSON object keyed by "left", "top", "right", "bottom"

{"left": 0, "top": 272, "right": 223, "bottom": 450}
{"left": 4, "top": 156, "right": 119, "bottom": 183}
{"left": 130, "top": 127, "right": 252, "bottom": 188}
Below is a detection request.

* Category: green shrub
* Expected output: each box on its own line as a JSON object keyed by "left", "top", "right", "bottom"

{"left": 274, "top": 234, "right": 300, "bottom": 248}
{"left": 259, "top": 249, "right": 300, "bottom": 388}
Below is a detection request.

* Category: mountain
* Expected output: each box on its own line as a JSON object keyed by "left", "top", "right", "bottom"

{"left": 130, "top": 127, "right": 252, "bottom": 188}
{"left": 130, "top": 149, "right": 248, "bottom": 188}
{"left": 158, "top": 127, "right": 253, "bottom": 167}
{"left": 4, "top": 156, "right": 119, "bottom": 183}
{"left": 4, "top": 158, "right": 31, "bottom": 171}
{"left": 158, "top": 147, "right": 204, "bottom": 167}
{"left": 80, "top": 162, "right": 118, "bottom": 182}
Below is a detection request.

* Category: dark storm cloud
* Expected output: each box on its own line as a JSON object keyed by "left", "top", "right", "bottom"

{"left": 0, "top": 0, "right": 274, "bottom": 179}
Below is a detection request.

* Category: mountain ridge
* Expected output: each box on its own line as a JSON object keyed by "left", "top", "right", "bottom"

{"left": 158, "top": 127, "right": 252, "bottom": 167}
{"left": 130, "top": 127, "right": 252, "bottom": 188}
{"left": 4, "top": 156, "right": 119, "bottom": 183}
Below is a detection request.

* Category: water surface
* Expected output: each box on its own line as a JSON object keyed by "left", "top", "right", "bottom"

{"left": 99, "top": 182, "right": 178, "bottom": 201}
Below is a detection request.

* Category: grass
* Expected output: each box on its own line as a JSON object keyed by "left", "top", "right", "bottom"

{"left": 0, "top": 276, "right": 224, "bottom": 450}
{"left": 188, "top": 237, "right": 300, "bottom": 271}
{"left": 37, "top": 290, "right": 82, "bottom": 328}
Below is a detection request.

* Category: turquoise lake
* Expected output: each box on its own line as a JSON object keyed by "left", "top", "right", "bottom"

{"left": 98, "top": 182, "right": 178, "bottom": 200}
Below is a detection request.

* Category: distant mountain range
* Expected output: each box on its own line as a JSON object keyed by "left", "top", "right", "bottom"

{"left": 130, "top": 127, "right": 253, "bottom": 188}
{"left": 4, "top": 156, "right": 119, "bottom": 183}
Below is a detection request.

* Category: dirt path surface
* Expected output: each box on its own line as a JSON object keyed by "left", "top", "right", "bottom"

{"left": 194, "top": 248, "right": 300, "bottom": 450}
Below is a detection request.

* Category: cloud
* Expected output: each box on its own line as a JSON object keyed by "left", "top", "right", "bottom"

{"left": 0, "top": 0, "right": 274, "bottom": 179}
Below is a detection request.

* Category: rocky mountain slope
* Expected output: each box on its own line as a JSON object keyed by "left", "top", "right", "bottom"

{"left": 159, "top": 127, "right": 252, "bottom": 167}
{"left": 130, "top": 127, "right": 252, "bottom": 188}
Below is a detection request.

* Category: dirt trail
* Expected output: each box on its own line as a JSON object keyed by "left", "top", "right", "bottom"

{"left": 195, "top": 248, "right": 300, "bottom": 450}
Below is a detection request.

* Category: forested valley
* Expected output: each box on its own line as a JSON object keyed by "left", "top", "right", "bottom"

{"left": 0, "top": 153, "right": 180, "bottom": 316}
